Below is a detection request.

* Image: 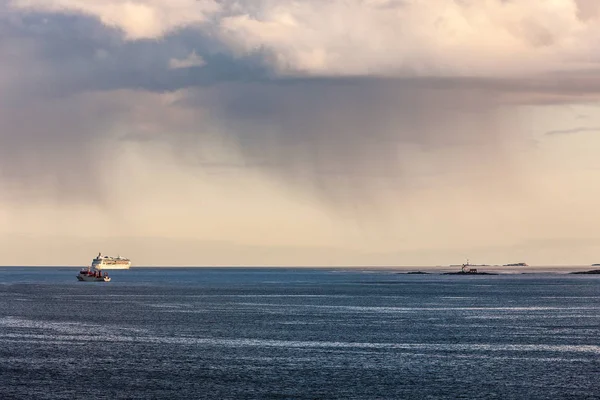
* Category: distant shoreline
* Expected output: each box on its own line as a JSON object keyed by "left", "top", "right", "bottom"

{"left": 569, "top": 269, "right": 600, "bottom": 275}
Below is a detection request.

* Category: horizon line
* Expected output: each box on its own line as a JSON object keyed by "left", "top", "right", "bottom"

{"left": 0, "top": 264, "right": 597, "bottom": 269}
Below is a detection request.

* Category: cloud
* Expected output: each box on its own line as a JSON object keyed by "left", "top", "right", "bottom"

{"left": 9, "top": 0, "right": 600, "bottom": 79}
{"left": 575, "top": 0, "right": 600, "bottom": 20}
{"left": 0, "top": 11, "right": 272, "bottom": 97}
{"left": 8, "top": 1, "right": 600, "bottom": 91}
{"left": 169, "top": 50, "right": 206, "bottom": 69}
{"left": 546, "top": 126, "right": 600, "bottom": 135}
{"left": 10, "top": 0, "right": 221, "bottom": 39}
{"left": 216, "top": 0, "right": 600, "bottom": 78}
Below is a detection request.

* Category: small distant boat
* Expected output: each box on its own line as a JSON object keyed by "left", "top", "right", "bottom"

{"left": 92, "top": 252, "right": 131, "bottom": 270}
{"left": 77, "top": 266, "right": 111, "bottom": 282}
{"left": 461, "top": 259, "right": 478, "bottom": 274}
{"left": 503, "top": 262, "right": 528, "bottom": 267}
{"left": 443, "top": 259, "right": 497, "bottom": 275}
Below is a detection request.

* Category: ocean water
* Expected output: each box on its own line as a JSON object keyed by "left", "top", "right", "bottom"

{"left": 0, "top": 267, "right": 599, "bottom": 399}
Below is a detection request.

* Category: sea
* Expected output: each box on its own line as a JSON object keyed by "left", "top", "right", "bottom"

{"left": 0, "top": 267, "right": 599, "bottom": 399}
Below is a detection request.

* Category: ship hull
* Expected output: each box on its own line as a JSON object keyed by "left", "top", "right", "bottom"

{"left": 77, "top": 274, "right": 111, "bottom": 282}
{"left": 92, "top": 263, "right": 131, "bottom": 270}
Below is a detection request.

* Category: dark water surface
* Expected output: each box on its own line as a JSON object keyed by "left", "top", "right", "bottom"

{"left": 0, "top": 267, "right": 599, "bottom": 399}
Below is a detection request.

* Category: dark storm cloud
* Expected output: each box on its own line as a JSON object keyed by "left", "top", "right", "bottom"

{"left": 0, "top": 11, "right": 269, "bottom": 97}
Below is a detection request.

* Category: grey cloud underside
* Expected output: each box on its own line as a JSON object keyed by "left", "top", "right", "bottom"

{"left": 3, "top": 11, "right": 600, "bottom": 205}
{"left": 0, "top": 13, "right": 269, "bottom": 103}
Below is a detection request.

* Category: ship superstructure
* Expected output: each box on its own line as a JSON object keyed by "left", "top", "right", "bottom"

{"left": 92, "top": 252, "right": 131, "bottom": 270}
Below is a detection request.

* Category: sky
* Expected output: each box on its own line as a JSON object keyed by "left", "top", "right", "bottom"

{"left": 2, "top": 0, "right": 600, "bottom": 266}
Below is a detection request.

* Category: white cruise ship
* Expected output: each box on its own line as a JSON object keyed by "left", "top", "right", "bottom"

{"left": 92, "top": 253, "right": 131, "bottom": 270}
